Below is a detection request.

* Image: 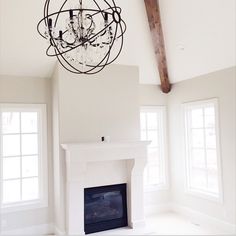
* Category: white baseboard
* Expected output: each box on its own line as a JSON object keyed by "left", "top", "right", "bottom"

{"left": 171, "top": 203, "right": 236, "bottom": 235}
{"left": 1, "top": 223, "right": 54, "bottom": 235}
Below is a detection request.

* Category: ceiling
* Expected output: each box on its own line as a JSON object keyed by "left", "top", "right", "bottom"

{"left": 0, "top": 0, "right": 235, "bottom": 84}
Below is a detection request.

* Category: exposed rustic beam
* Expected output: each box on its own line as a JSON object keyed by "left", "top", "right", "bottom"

{"left": 144, "top": 0, "right": 171, "bottom": 93}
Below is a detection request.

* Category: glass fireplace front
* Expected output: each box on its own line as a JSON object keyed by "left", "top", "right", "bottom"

{"left": 84, "top": 183, "right": 128, "bottom": 234}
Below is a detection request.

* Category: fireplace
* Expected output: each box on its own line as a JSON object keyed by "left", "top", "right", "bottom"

{"left": 84, "top": 184, "right": 128, "bottom": 234}
{"left": 62, "top": 141, "right": 150, "bottom": 235}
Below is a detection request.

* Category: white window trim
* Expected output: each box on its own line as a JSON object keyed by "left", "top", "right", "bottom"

{"left": 183, "top": 98, "right": 224, "bottom": 203}
{"left": 0, "top": 103, "right": 48, "bottom": 213}
{"left": 140, "top": 106, "right": 169, "bottom": 192}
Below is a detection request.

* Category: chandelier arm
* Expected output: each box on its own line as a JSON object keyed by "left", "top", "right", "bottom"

{"left": 88, "top": 20, "right": 124, "bottom": 68}
{"left": 41, "top": 8, "right": 114, "bottom": 20}
{"left": 56, "top": 51, "right": 85, "bottom": 74}
{"left": 51, "top": 31, "right": 96, "bottom": 74}
{"left": 91, "top": 0, "right": 105, "bottom": 20}
{"left": 102, "top": 22, "right": 124, "bottom": 66}
{"left": 65, "top": 18, "right": 120, "bottom": 71}
{"left": 56, "top": 46, "right": 86, "bottom": 74}
{"left": 82, "top": 19, "right": 118, "bottom": 70}
{"left": 54, "top": 0, "right": 69, "bottom": 27}
{"left": 37, "top": 8, "right": 114, "bottom": 39}
{"left": 45, "top": 21, "right": 114, "bottom": 57}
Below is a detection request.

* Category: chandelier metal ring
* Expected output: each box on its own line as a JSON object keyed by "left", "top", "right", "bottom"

{"left": 37, "top": 0, "right": 127, "bottom": 75}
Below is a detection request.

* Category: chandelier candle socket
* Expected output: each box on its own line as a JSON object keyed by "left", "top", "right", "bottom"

{"left": 37, "top": 0, "right": 126, "bottom": 75}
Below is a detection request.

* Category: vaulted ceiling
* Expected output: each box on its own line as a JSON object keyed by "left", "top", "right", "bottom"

{"left": 0, "top": 0, "right": 235, "bottom": 84}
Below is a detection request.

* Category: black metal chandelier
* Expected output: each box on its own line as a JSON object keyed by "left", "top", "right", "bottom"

{"left": 37, "top": 0, "right": 126, "bottom": 75}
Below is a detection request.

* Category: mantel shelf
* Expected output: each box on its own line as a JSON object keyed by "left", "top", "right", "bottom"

{"left": 61, "top": 141, "right": 151, "bottom": 151}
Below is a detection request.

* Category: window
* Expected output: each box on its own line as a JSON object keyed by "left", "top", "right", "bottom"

{"left": 140, "top": 106, "right": 168, "bottom": 189}
{"left": 0, "top": 104, "right": 48, "bottom": 212}
{"left": 184, "top": 99, "right": 223, "bottom": 201}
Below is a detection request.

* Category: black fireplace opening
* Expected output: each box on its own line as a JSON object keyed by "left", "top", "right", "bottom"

{"left": 84, "top": 183, "right": 128, "bottom": 234}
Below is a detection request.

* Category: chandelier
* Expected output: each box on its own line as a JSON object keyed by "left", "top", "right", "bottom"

{"left": 37, "top": 0, "right": 126, "bottom": 75}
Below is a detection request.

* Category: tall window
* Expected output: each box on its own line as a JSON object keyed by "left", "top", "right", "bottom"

{"left": 0, "top": 104, "right": 48, "bottom": 212}
{"left": 184, "top": 99, "right": 222, "bottom": 201}
{"left": 140, "top": 106, "right": 167, "bottom": 189}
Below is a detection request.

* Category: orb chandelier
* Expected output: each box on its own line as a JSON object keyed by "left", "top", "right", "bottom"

{"left": 37, "top": 0, "right": 126, "bottom": 75}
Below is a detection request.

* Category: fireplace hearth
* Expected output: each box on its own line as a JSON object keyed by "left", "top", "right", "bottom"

{"left": 84, "top": 184, "right": 128, "bottom": 234}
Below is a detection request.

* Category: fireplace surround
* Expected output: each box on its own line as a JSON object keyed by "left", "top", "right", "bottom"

{"left": 62, "top": 141, "right": 150, "bottom": 235}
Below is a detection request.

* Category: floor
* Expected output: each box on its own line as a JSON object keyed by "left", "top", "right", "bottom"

{"left": 92, "top": 212, "right": 233, "bottom": 235}
{"left": 146, "top": 212, "right": 229, "bottom": 235}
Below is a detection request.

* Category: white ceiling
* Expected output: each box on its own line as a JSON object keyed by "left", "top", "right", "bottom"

{"left": 0, "top": 0, "right": 235, "bottom": 84}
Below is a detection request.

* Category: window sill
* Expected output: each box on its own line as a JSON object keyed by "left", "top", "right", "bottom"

{"left": 185, "top": 188, "right": 223, "bottom": 204}
{"left": 1, "top": 199, "right": 48, "bottom": 214}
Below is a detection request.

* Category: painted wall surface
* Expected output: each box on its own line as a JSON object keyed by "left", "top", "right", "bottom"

{"left": 168, "top": 67, "right": 236, "bottom": 224}
{"left": 59, "top": 65, "right": 140, "bottom": 143}
{"left": 0, "top": 76, "right": 53, "bottom": 231}
{"left": 53, "top": 64, "right": 141, "bottom": 232}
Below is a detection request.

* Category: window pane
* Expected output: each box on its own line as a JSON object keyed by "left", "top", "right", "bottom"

{"left": 141, "top": 131, "right": 147, "bottom": 141}
{"left": 205, "top": 115, "right": 215, "bottom": 128}
{"left": 2, "top": 135, "right": 20, "bottom": 156}
{"left": 208, "top": 171, "right": 219, "bottom": 194}
{"left": 190, "top": 169, "right": 207, "bottom": 190}
{"left": 2, "top": 112, "right": 20, "bottom": 134}
{"left": 147, "top": 112, "right": 158, "bottom": 130}
{"left": 140, "top": 107, "right": 166, "bottom": 188}
{"left": 191, "top": 129, "right": 204, "bottom": 148}
{"left": 22, "top": 156, "right": 38, "bottom": 178}
{"left": 147, "top": 131, "right": 158, "bottom": 147}
{"left": 148, "top": 166, "right": 160, "bottom": 185}
{"left": 3, "top": 157, "right": 21, "bottom": 179}
{"left": 192, "top": 149, "right": 205, "bottom": 168}
{"left": 207, "top": 150, "right": 218, "bottom": 170}
{"left": 140, "top": 113, "right": 146, "bottom": 130}
{"left": 205, "top": 128, "right": 216, "bottom": 148}
{"left": 191, "top": 109, "right": 204, "bottom": 128}
{"left": 3, "top": 180, "right": 21, "bottom": 203}
{"left": 148, "top": 148, "right": 159, "bottom": 163}
{"left": 22, "top": 178, "right": 39, "bottom": 201}
{"left": 21, "top": 134, "right": 38, "bottom": 155}
{"left": 205, "top": 107, "right": 215, "bottom": 117}
{"left": 21, "top": 112, "right": 38, "bottom": 133}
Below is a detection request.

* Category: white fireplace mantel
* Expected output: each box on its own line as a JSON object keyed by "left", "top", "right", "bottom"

{"left": 62, "top": 141, "right": 150, "bottom": 235}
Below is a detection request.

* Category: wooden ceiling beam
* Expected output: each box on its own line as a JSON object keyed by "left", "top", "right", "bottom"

{"left": 144, "top": 0, "right": 171, "bottom": 93}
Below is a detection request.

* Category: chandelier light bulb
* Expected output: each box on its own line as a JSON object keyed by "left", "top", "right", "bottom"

{"left": 37, "top": 0, "right": 127, "bottom": 75}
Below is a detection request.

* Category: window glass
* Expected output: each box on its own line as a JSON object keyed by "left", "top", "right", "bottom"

{"left": 184, "top": 100, "right": 221, "bottom": 200}
{"left": 140, "top": 107, "right": 167, "bottom": 188}
{"left": 0, "top": 105, "right": 47, "bottom": 210}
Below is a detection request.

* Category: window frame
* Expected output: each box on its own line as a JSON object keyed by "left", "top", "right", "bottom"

{"left": 183, "top": 98, "right": 223, "bottom": 203}
{"left": 0, "top": 103, "right": 48, "bottom": 213}
{"left": 140, "top": 106, "right": 169, "bottom": 192}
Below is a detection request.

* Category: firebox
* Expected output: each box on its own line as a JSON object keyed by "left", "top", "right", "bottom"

{"left": 84, "top": 184, "right": 128, "bottom": 234}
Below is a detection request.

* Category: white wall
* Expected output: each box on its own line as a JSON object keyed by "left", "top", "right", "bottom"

{"left": 0, "top": 75, "right": 53, "bottom": 232}
{"left": 52, "top": 64, "right": 141, "bottom": 233}
{"left": 168, "top": 67, "right": 236, "bottom": 224}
